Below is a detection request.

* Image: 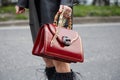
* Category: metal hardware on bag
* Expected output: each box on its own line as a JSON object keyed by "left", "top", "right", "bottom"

{"left": 62, "top": 36, "right": 71, "bottom": 46}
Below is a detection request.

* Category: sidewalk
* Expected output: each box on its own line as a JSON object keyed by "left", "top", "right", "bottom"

{"left": 73, "top": 16, "right": 120, "bottom": 24}
{"left": 0, "top": 16, "right": 120, "bottom": 26}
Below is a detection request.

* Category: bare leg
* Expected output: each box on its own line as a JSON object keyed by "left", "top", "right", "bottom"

{"left": 53, "top": 60, "right": 71, "bottom": 73}
{"left": 43, "top": 58, "right": 55, "bottom": 80}
{"left": 53, "top": 60, "right": 74, "bottom": 80}
{"left": 43, "top": 58, "right": 54, "bottom": 67}
{"left": 43, "top": 58, "right": 73, "bottom": 80}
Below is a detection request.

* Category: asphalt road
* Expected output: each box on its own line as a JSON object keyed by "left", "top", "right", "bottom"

{"left": 0, "top": 23, "right": 120, "bottom": 80}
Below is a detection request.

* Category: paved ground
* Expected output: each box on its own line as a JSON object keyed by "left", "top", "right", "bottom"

{"left": 0, "top": 23, "right": 120, "bottom": 80}
{"left": 0, "top": 16, "right": 120, "bottom": 26}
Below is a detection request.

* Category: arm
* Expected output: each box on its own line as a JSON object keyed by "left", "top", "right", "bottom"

{"left": 59, "top": 0, "right": 73, "bottom": 18}
{"left": 15, "top": 0, "right": 29, "bottom": 14}
{"left": 60, "top": 0, "right": 73, "bottom": 7}
{"left": 17, "top": 0, "right": 29, "bottom": 8}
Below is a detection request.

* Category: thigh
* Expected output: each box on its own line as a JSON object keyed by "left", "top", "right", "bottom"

{"left": 42, "top": 58, "right": 54, "bottom": 67}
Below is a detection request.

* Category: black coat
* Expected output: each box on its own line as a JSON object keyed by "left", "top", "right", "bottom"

{"left": 17, "top": 0, "right": 73, "bottom": 42}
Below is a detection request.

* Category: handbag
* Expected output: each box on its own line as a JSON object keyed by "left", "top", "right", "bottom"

{"left": 32, "top": 11, "right": 84, "bottom": 63}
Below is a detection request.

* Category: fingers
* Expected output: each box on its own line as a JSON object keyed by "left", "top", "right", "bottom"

{"left": 63, "top": 8, "right": 72, "bottom": 18}
{"left": 59, "top": 5, "right": 72, "bottom": 18}
{"left": 15, "top": 6, "right": 25, "bottom": 14}
{"left": 59, "top": 5, "right": 64, "bottom": 13}
{"left": 15, "top": 6, "right": 19, "bottom": 14}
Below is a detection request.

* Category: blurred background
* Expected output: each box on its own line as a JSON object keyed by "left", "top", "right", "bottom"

{"left": 0, "top": 0, "right": 120, "bottom": 22}
{"left": 0, "top": 0, "right": 120, "bottom": 80}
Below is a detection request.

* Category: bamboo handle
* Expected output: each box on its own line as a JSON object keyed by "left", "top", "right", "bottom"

{"left": 53, "top": 11, "right": 72, "bottom": 29}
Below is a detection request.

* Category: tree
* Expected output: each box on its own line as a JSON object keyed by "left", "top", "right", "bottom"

{"left": 104, "top": 0, "right": 110, "bottom": 5}
{"left": 92, "top": 0, "right": 110, "bottom": 6}
{"left": 2, "top": 0, "right": 11, "bottom": 6}
{"left": 115, "top": 0, "right": 119, "bottom": 6}
{"left": 92, "top": 0, "right": 97, "bottom": 5}
{"left": 0, "top": 0, "right": 16, "bottom": 6}
{"left": 0, "top": 0, "right": 2, "bottom": 6}
{"left": 92, "top": 0, "right": 104, "bottom": 6}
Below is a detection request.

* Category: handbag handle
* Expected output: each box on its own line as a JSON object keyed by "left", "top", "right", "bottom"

{"left": 53, "top": 10, "right": 72, "bottom": 29}
{"left": 51, "top": 10, "right": 72, "bottom": 47}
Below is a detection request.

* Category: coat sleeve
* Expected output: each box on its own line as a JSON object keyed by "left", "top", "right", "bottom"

{"left": 60, "top": 0, "right": 73, "bottom": 7}
{"left": 17, "top": 0, "right": 29, "bottom": 8}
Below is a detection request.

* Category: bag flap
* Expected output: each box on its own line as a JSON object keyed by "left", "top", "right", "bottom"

{"left": 48, "top": 24, "right": 80, "bottom": 45}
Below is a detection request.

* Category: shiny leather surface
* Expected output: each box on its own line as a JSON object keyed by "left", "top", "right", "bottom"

{"left": 32, "top": 24, "right": 84, "bottom": 63}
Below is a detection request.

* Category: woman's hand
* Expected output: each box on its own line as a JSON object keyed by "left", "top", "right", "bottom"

{"left": 59, "top": 5, "right": 72, "bottom": 18}
{"left": 15, "top": 6, "right": 25, "bottom": 14}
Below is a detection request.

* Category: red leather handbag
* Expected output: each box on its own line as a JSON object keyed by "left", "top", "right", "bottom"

{"left": 32, "top": 12, "right": 84, "bottom": 63}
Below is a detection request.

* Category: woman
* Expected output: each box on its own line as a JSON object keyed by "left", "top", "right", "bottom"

{"left": 15, "top": 0, "right": 74, "bottom": 80}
